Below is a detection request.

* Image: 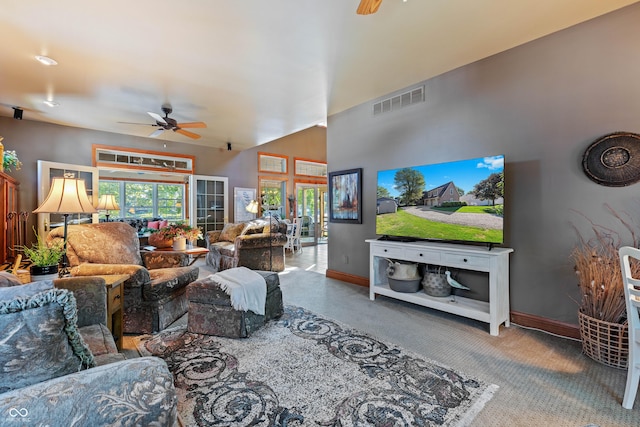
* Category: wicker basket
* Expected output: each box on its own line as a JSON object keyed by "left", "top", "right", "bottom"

{"left": 15, "top": 269, "right": 31, "bottom": 284}
{"left": 578, "top": 311, "right": 628, "bottom": 369}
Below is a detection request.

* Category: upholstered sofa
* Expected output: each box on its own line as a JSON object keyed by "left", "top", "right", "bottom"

{"left": 111, "top": 216, "right": 166, "bottom": 233}
{"left": 47, "top": 222, "right": 200, "bottom": 334}
{"left": 0, "top": 273, "right": 177, "bottom": 426}
{"left": 206, "top": 218, "right": 288, "bottom": 272}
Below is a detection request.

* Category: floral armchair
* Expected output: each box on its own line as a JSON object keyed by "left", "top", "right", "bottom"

{"left": 0, "top": 273, "right": 177, "bottom": 426}
{"left": 206, "top": 218, "right": 288, "bottom": 272}
{"left": 47, "top": 222, "right": 200, "bottom": 334}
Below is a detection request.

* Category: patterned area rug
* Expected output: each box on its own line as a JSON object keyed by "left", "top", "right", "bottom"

{"left": 136, "top": 306, "right": 498, "bottom": 426}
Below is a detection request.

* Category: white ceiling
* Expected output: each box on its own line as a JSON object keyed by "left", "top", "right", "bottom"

{"left": 1, "top": 0, "right": 637, "bottom": 151}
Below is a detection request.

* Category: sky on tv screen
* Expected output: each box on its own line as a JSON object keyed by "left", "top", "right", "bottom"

{"left": 378, "top": 155, "right": 504, "bottom": 197}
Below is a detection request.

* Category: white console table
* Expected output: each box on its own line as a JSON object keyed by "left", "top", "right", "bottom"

{"left": 367, "top": 239, "right": 513, "bottom": 336}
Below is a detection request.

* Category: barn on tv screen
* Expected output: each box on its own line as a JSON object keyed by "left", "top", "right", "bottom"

{"left": 376, "top": 155, "right": 504, "bottom": 244}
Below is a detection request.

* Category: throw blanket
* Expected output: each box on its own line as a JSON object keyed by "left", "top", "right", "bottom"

{"left": 213, "top": 267, "right": 266, "bottom": 315}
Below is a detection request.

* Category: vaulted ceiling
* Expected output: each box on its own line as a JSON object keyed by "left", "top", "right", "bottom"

{"left": 1, "top": 0, "right": 637, "bottom": 150}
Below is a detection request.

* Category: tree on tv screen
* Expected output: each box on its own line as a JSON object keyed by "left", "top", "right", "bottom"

{"left": 394, "top": 168, "right": 425, "bottom": 205}
{"left": 471, "top": 172, "right": 504, "bottom": 206}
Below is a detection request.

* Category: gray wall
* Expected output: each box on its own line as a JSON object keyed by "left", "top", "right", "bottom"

{"left": 326, "top": 4, "right": 640, "bottom": 324}
{"left": 0, "top": 118, "right": 325, "bottom": 234}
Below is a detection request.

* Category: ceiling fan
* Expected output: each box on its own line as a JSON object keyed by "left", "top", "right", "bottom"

{"left": 121, "top": 104, "right": 206, "bottom": 140}
{"left": 357, "top": 0, "right": 383, "bottom": 15}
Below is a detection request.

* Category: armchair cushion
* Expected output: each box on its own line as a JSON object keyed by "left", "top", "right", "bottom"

{"left": 141, "top": 251, "right": 189, "bottom": 269}
{"left": 71, "top": 263, "right": 151, "bottom": 288}
{"left": 48, "top": 222, "right": 143, "bottom": 266}
{"left": 79, "top": 324, "right": 119, "bottom": 358}
{"left": 146, "top": 266, "right": 200, "bottom": 301}
{"left": 0, "top": 285, "right": 94, "bottom": 393}
{"left": 219, "top": 222, "right": 247, "bottom": 242}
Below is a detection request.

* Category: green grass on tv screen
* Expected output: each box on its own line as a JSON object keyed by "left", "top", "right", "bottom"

{"left": 376, "top": 209, "right": 502, "bottom": 243}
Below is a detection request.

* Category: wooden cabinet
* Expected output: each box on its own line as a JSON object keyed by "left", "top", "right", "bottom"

{"left": 367, "top": 239, "right": 513, "bottom": 336}
{"left": 1, "top": 171, "right": 20, "bottom": 264}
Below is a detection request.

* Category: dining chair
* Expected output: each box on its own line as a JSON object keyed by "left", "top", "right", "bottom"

{"left": 285, "top": 217, "right": 303, "bottom": 253}
{"left": 284, "top": 222, "right": 295, "bottom": 252}
{"left": 619, "top": 246, "right": 640, "bottom": 409}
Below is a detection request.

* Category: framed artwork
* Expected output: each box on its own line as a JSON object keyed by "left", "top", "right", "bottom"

{"left": 234, "top": 187, "right": 256, "bottom": 222}
{"left": 329, "top": 168, "right": 362, "bottom": 224}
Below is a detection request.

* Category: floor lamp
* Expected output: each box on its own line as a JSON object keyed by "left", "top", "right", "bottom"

{"left": 245, "top": 200, "right": 274, "bottom": 270}
{"left": 95, "top": 194, "right": 120, "bottom": 222}
{"left": 33, "top": 177, "right": 97, "bottom": 277}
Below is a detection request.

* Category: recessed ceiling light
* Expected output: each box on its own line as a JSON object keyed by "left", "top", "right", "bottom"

{"left": 43, "top": 100, "right": 59, "bottom": 107}
{"left": 35, "top": 55, "right": 58, "bottom": 66}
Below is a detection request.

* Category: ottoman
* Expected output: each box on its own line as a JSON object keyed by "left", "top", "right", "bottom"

{"left": 186, "top": 270, "right": 283, "bottom": 338}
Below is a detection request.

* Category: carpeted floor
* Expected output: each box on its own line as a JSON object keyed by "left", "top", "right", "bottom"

{"left": 122, "top": 250, "right": 640, "bottom": 426}
{"left": 136, "top": 305, "right": 497, "bottom": 426}
{"left": 276, "top": 267, "right": 640, "bottom": 427}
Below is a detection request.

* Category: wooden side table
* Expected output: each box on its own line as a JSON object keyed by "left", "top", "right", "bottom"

{"left": 95, "top": 274, "right": 129, "bottom": 350}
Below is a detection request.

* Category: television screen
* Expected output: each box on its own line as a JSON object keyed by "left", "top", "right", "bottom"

{"left": 376, "top": 155, "right": 504, "bottom": 245}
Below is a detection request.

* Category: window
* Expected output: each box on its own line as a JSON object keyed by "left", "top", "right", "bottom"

{"left": 258, "top": 152, "right": 288, "bottom": 174}
{"left": 98, "top": 181, "right": 184, "bottom": 221}
{"left": 157, "top": 184, "right": 184, "bottom": 219}
{"left": 294, "top": 158, "right": 327, "bottom": 177}
{"left": 259, "top": 178, "right": 287, "bottom": 218}
{"left": 94, "top": 145, "right": 194, "bottom": 173}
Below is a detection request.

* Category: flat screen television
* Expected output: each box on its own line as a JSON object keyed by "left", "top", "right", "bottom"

{"left": 376, "top": 155, "right": 504, "bottom": 246}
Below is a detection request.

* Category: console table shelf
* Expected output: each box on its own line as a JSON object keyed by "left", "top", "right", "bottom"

{"left": 367, "top": 239, "right": 513, "bottom": 336}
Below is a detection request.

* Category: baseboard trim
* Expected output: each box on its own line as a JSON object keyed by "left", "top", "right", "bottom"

{"left": 324, "top": 270, "right": 581, "bottom": 340}
{"left": 510, "top": 311, "right": 580, "bottom": 340}
{"left": 325, "top": 269, "right": 369, "bottom": 287}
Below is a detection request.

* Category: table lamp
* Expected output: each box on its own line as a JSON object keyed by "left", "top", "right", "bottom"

{"left": 95, "top": 194, "right": 120, "bottom": 222}
{"left": 246, "top": 199, "right": 274, "bottom": 270}
{"left": 33, "top": 177, "right": 97, "bottom": 276}
{"left": 246, "top": 199, "right": 259, "bottom": 216}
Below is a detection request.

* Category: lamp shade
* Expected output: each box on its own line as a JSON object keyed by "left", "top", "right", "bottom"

{"left": 33, "top": 177, "right": 98, "bottom": 214}
{"left": 95, "top": 194, "right": 120, "bottom": 211}
{"left": 246, "top": 199, "right": 259, "bottom": 214}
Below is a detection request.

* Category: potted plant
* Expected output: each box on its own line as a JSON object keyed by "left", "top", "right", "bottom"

{"left": 571, "top": 206, "right": 640, "bottom": 369}
{"left": 2, "top": 149, "right": 22, "bottom": 173}
{"left": 20, "top": 228, "right": 65, "bottom": 280}
{"left": 148, "top": 223, "right": 203, "bottom": 250}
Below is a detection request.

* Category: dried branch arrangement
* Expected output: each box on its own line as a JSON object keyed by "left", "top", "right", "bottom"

{"left": 571, "top": 205, "right": 640, "bottom": 323}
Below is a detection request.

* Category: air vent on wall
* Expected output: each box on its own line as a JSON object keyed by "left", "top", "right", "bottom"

{"left": 373, "top": 86, "right": 424, "bottom": 115}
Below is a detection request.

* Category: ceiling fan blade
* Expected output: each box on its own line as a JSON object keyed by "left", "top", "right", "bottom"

{"left": 118, "top": 121, "right": 159, "bottom": 126}
{"left": 148, "top": 112, "right": 167, "bottom": 124}
{"left": 357, "top": 0, "right": 382, "bottom": 15}
{"left": 149, "top": 128, "right": 165, "bottom": 138}
{"left": 175, "top": 128, "right": 201, "bottom": 139}
{"left": 177, "top": 121, "right": 207, "bottom": 129}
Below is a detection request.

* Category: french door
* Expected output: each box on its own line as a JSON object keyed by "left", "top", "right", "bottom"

{"left": 190, "top": 175, "right": 228, "bottom": 246}
{"left": 295, "top": 183, "right": 328, "bottom": 246}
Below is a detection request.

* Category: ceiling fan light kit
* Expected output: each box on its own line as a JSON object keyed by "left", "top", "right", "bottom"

{"left": 35, "top": 55, "right": 58, "bottom": 66}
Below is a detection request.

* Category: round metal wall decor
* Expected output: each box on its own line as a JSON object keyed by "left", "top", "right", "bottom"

{"left": 582, "top": 131, "right": 640, "bottom": 187}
